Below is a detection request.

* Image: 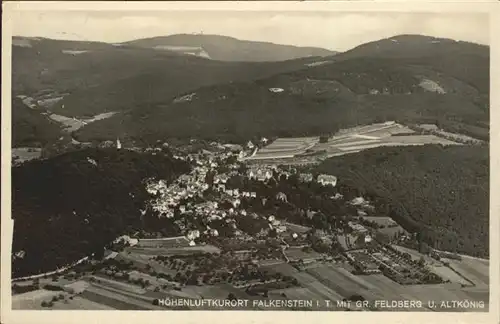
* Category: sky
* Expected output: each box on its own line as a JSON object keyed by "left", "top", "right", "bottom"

{"left": 11, "top": 11, "right": 489, "bottom": 52}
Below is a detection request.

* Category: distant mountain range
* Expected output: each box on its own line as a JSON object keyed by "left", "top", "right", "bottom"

{"left": 124, "top": 34, "right": 337, "bottom": 61}
{"left": 12, "top": 34, "right": 489, "bottom": 148}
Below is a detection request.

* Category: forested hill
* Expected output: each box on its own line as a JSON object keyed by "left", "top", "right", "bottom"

{"left": 125, "top": 34, "right": 336, "bottom": 62}
{"left": 12, "top": 97, "right": 62, "bottom": 147}
{"left": 12, "top": 148, "right": 190, "bottom": 277}
{"left": 315, "top": 145, "right": 489, "bottom": 258}
{"left": 75, "top": 35, "right": 489, "bottom": 144}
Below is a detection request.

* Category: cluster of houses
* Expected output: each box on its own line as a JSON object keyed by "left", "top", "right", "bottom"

{"left": 142, "top": 141, "right": 340, "bottom": 247}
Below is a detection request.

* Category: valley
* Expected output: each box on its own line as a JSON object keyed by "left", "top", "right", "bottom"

{"left": 10, "top": 31, "right": 490, "bottom": 313}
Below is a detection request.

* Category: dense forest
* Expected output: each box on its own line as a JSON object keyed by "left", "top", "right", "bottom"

{"left": 74, "top": 53, "right": 489, "bottom": 144}
{"left": 75, "top": 89, "right": 488, "bottom": 145}
{"left": 12, "top": 98, "right": 62, "bottom": 147}
{"left": 314, "top": 144, "right": 489, "bottom": 257}
{"left": 12, "top": 148, "right": 190, "bottom": 277}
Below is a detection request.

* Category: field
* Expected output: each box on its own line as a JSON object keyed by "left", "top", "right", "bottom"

{"left": 136, "top": 236, "right": 190, "bottom": 248}
{"left": 89, "top": 275, "right": 148, "bottom": 294}
{"left": 249, "top": 137, "right": 319, "bottom": 160}
{"left": 391, "top": 245, "right": 438, "bottom": 263}
{"left": 284, "top": 247, "right": 323, "bottom": 262}
{"left": 269, "top": 286, "right": 323, "bottom": 302}
{"left": 445, "top": 257, "right": 489, "bottom": 288}
{"left": 284, "top": 222, "right": 312, "bottom": 233}
{"left": 48, "top": 114, "right": 87, "bottom": 132}
{"left": 81, "top": 285, "right": 154, "bottom": 310}
{"left": 51, "top": 296, "right": 116, "bottom": 310}
{"left": 47, "top": 112, "right": 118, "bottom": 132}
{"left": 427, "top": 264, "right": 471, "bottom": 286}
{"left": 361, "top": 216, "right": 407, "bottom": 237}
{"left": 178, "top": 285, "right": 232, "bottom": 299}
{"left": 12, "top": 147, "right": 42, "bottom": 164}
{"left": 417, "top": 124, "right": 484, "bottom": 143}
{"left": 262, "top": 257, "right": 488, "bottom": 312}
{"left": 124, "top": 244, "right": 220, "bottom": 256}
{"left": 12, "top": 289, "right": 63, "bottom": 309}
{"left": 247, "top": 122, "right": 462, "bottom": 163}
{"left": 116, "top": 252, "right": 176, "bottom": 274}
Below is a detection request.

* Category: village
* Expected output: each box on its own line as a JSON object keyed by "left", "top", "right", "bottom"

{"left": 12, "top": 138, "right": 489, "bottom": 311}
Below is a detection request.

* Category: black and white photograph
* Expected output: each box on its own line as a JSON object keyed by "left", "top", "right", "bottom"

{"left": 1, "top": 2, "right": 497, "bottom": 321}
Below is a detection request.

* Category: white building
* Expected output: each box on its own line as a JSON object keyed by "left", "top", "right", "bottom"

{"left": 187, "top": 230, "right": 200, "bottom": 241}
{"left": 317, "top": 174, "right": 337, "bottom": 187}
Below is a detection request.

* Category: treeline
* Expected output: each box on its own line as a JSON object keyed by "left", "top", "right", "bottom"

{"left": 12, "top": 148, "right": 190, "bottom": 277}
{"left": 75, "top": 90, "right": 488, "bottom": 146}
{"left": 314, "top": 145, "right": 489, "bottom": 258}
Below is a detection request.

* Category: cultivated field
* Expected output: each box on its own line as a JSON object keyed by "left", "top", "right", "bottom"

{"left": 359, "top": 216, "right": 407, "bottom": 237}
{"left": 125, "top": 244, "right": 220, "bottom": 256}
{"left": 248, "top": 137, "right": 319, "bottom": 160}
{"left": 88, "top": 275, "right": 147, "bottom": 294}
{"left": 136, "top": 236, "right": 191, "bottom": 248}
{"left": 247, "top": 122, "right": 462, "bottom": 163}
{"left": 48, "top": 112, "right": 117, "bottom": 132}
{"left": 427, "top": 264, "right": 471, "bottom": 286}
{"left": 262, "top": 257, "right": 488, "bottom": 312}
{"left": 445, "top": 257, "right": 489, "bottom": 288}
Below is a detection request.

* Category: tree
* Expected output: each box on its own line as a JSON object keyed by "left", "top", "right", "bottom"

{"left": 418, "top": 256, "right": 425, "bottom": 267}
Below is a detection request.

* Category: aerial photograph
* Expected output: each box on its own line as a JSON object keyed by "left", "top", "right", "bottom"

{"left": 9, "top": 10, "right": 489, "bottom": 312}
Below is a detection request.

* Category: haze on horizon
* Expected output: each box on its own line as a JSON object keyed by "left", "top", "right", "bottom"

{"left": 11, "top": 11, "right": 489, "bottom": 52}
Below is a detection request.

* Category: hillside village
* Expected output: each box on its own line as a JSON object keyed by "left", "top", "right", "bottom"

{"left": 10, "top": 29, "right": 490, "bottom": 312}
{"left": 12, "top": 138, "right": 489, "bottom": 311}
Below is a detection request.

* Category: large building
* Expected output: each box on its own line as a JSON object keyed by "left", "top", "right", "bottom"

{"left": 317, "top": 174, "right": 337, "bottom": 187}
